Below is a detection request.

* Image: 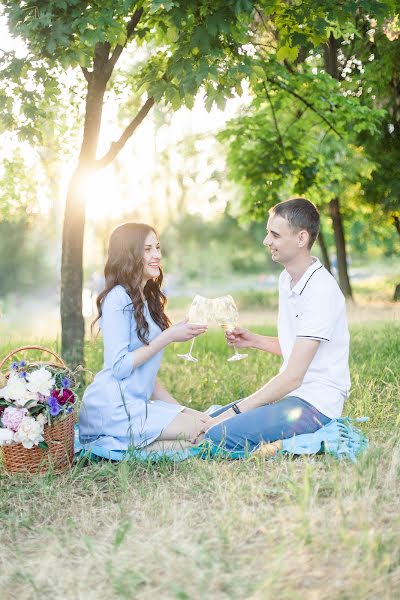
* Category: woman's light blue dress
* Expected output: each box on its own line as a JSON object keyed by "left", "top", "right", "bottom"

{"left": 79, "top": 285, "right": 183, "bottom": 450}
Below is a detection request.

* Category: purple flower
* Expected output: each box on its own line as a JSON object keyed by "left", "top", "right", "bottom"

{"left": 11, "top": 362, "right": 18, "bottom": 370}
{"left": 66, "top": 406, "right": 73, "bottom": 414}
{"left": 19, "top": 371, "right": 28, "bottom": 379}
{"left": 19, "top": 360, "right": 26, "bottom": 367}
{"left": 61, "top": 377, "right": 72, "bottom": 388}
{"left": 47, "top": 396, "right": 62, "bottom": 417}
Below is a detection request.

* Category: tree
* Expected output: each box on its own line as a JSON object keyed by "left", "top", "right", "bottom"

{"left": 218, "top": 0, "right": 395, "bottom": 297}
{"left": 219, "top": 70, "right": 381, "bottom": 295}
{"left": 1, "top": 0, "right": 255, "bottom": 366}
{"left": 355, "top": 17, "right": 400, "bottom": 297}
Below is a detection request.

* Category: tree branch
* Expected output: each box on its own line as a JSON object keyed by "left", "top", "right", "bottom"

{"left": 263, "top": 82, "right": 287, "bottom": 159}
{"left": 81, "top": 66, "right": 91, "bottom": 83}
{"left": 284, "top": 106, "right": 308, "bottom": 133}
{"left": 267, "top": 76, "right": 342, "bottom": 138}
{"left": 108, "top": 8, "right": 144, "bottom": 73}
{"left": 254, "top": 6, "right": 269, "bottom": 34}
{"left": 95, "top": 96, "right": 155, "bottom": 169}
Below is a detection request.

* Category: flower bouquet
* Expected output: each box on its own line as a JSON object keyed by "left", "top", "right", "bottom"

{"left": 0, "top": 346, "right": 78, "bottom": 474}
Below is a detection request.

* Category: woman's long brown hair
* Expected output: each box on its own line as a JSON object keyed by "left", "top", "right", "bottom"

{"left": 92, "top": 223, "right": 170, "bottom": 344}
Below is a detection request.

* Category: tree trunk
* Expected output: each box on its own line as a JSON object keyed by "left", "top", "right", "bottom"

{"left": 61, "top": 44, "right": 110, "bottom": 367}
{"left": 60, "top": 31, "right": 153, "bottom": 367}
{"left": 317, "top": 225, "right": 332, "bottom": 273}
{"left": 60, "top": 171, "right": 87, "bottom": 367}
{"left": 329, "top": 197, "right": 353, "bottom": 299}
{"left": 392, "top": 215, "right": 400, "bottom": 300}
{"left": 323, "top": 35, "right": 352, "bottom": 298}
{"left": 393, "top": 214, "right": 400, "bottom": 236}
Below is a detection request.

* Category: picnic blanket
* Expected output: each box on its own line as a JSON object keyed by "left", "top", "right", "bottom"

{"left": 74, "top": 417, "right": 368, "bottom": 463}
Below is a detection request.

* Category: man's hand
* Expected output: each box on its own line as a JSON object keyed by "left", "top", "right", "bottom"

{"left": 225, "top": 327, "right": 255, "bottom": 349}
{"left": 191, "top": 407, "right": 239, "bottom": 442}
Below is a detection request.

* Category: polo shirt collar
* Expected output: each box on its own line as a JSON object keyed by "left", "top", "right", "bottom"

{"left": 288, "top": 257, "right": 323, "bottom": 296}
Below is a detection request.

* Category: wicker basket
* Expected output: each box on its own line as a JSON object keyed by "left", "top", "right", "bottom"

{"left": 0, "top": 346, "right": 75, "bottom": 475}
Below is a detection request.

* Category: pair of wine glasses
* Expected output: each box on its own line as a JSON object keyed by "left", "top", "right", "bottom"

{"left": 177, "top": 294, "right": 248, "bottom": 363}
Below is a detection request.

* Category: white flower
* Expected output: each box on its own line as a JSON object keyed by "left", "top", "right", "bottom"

{"left": 368, "top": 54, "right": 374, "bottom": 62}
{"left": 388, "top": 123, "right": 395, "bottom": 133}
{"left": 13, "top": 416, "right": 44, "bottom": 449}
{"left": 0, "top": 428, "right": 15, "bottom": 446}
{"left": 26, "top": 368, "right": 55, "bottom": 397}
{"left": 36, "top": 413, "right": 48, "bottom": 426}
{"left": 0, "top": 373, "right": 37, "bottom": 407}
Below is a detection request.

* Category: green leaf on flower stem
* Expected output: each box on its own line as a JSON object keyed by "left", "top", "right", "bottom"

{"left": 29, "top": 405, "right": 45, "bottom": 414}
{"left": 38, "top": 441, "right": 49, "bottom": 450}
{"left": 24, "top": 398, "right": 39, "bottom": 408}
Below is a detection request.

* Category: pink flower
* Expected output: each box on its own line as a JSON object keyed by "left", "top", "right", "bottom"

{"left": 51, "top": 388, "right": 75, "bottom": 406}
{"left": 2, "top": 406, "right": 28, "bottom": 432}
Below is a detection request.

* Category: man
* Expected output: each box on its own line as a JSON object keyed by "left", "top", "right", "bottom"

{"left": 202, "top": 198, "right": 350, "bottom": 451}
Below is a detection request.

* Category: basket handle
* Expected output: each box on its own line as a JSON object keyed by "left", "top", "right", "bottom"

{"left": 0, "top": 346, "right": 67, "bottom": 370}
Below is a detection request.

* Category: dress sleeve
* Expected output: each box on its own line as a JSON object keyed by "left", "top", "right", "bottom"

{"left": 101, "top": 286, "right": 136, "bottom": 380}
{"left": 295, "top": 286, "right": 337, "bottom": 342}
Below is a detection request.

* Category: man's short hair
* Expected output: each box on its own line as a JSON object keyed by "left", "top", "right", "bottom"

{"left": 269, "top": 198, "right": 320, "bottom": 249}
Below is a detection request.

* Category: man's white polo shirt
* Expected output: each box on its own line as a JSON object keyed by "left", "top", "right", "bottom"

{"left": 278, "top": 258, "right": 350, "bottom": 418}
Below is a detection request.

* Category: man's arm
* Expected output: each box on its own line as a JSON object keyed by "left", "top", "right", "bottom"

{"left": 226, "top": 327, "right": 282, "bottom": 356}
{"left": 204, "top": 339, "right": 320, "bottom": 429}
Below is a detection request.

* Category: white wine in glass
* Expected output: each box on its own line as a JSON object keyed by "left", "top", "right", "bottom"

{"left": 177, "top": 295, "right": 211, "bottom": 362}
{"left": 213, "top": 295, "right": 248, "bottom": 362}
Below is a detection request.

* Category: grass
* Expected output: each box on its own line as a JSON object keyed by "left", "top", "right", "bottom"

{"left": 0, "top": 316, "right": 399, "bottom": 599}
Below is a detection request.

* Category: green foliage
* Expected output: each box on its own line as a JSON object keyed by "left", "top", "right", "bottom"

{"left": 218, "top": 3, "right": 399, "bottom": 259}
{"left": 161, "top": 212, "right": 272, "bottom": 280}
{"left": 0, "top": 0, "right": 256, "bottom": 139}
{"left": 0, "top": 220, "right": 53, "bottom": 297}
{"left": 0, "top": 149, "right": 41, "bottom": 219}
{"left": 219, "top": 75, "right": 381, "bottom": 218}
{"left": 356, "top": 29, "right": 400, "bottom": 217}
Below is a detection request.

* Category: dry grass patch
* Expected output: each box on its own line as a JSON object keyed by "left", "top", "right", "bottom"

{"left": 1, "top": 435, "right": 399, "bottom": 600}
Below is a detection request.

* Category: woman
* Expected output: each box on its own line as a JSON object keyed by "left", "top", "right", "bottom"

{"left": 79, "top": 222, "right": 209, "bottom": 452}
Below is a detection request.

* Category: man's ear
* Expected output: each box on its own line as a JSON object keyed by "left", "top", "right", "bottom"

{"left": 298, "top": 229, "right": 309, "bottom": 248}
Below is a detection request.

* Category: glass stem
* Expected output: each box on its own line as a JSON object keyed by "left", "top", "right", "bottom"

{"left": 232, "top": 344, "right": 239, "bottom": 357}
{"left": 189, "top": 338, "right": 195, "bottom": 355}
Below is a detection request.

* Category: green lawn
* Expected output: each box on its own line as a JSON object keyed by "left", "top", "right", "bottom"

{"left": 0, "top": 320, "right": 399, "bottom": 599}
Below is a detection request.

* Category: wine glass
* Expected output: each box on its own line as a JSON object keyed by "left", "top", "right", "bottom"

{"left": 177, "top": 295, "right": 212, "bottom": 362}
{"left": 213, "top": 295, "right": 248, "bottom": 362}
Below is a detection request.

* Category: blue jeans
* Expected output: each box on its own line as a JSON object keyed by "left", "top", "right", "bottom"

{"left": 205, "top": 396, "right": 331, "bottom": 452}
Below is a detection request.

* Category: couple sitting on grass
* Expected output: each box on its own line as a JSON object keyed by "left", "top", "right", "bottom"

{"left": 79, "top": 197, "right": 350, "bottom": 456}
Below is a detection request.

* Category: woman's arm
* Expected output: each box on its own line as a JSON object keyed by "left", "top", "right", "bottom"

{"left": 102, "top": 287, "right": 207, "bottom": 380}
{"left": 131, "top": 322, "right": 206, "bottom": 369}
{"left": 152, "top": 378, "right": 179, "bottom": 404}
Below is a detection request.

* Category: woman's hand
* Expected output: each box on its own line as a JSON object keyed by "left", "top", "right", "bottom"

{"left": 181, "top": 407, "right": 210, "bottom": 424}
{"left": 225, "top": 327, "right": 255, "bottom": 349}
{"left": 166, "top": 320, "right": 207, "bottom": 343}
{"left": 191, "top": 408, "right": 237, "bottom": 442}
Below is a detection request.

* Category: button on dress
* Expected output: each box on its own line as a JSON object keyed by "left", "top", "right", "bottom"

{"left": 79, "top": 285, "right": 183, "bottom": 449}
